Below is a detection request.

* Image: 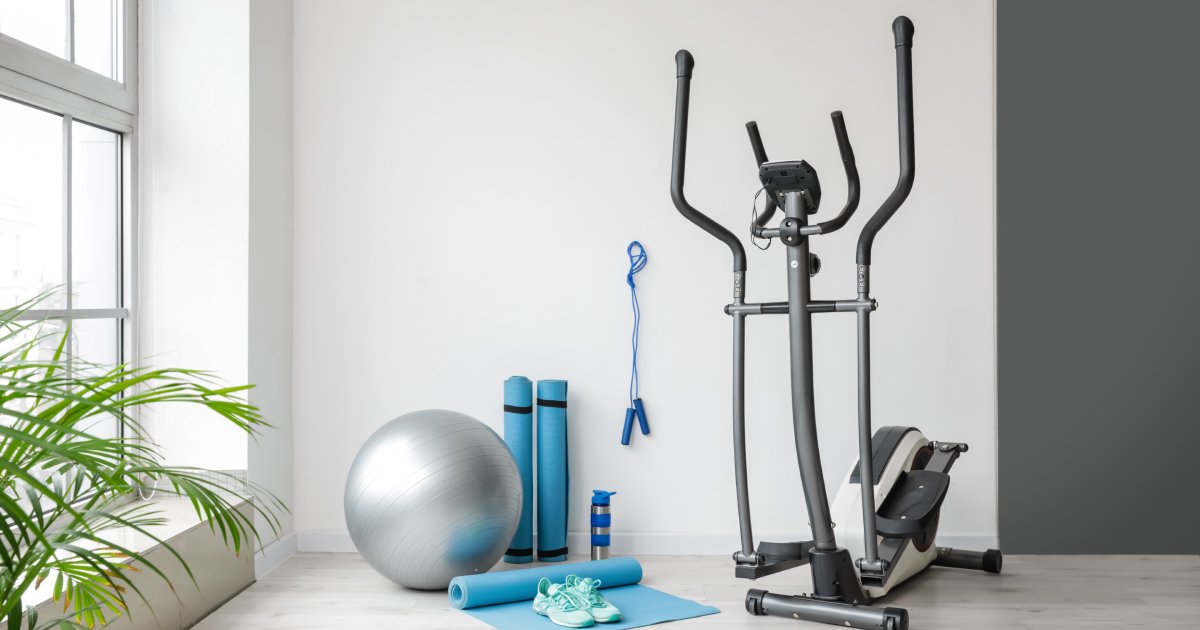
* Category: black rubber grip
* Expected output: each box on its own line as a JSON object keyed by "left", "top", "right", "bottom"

{"left": 893, "top": 16, "right": 915, "bottom": 48}
{"left": 831, "top": 112, "right": 853, "bottom": 162}
{"left": 745, "top": 121, "right": 769, "bottom": 165}
{"left": 675, "top": 49, "right": 694, "bottom": 78}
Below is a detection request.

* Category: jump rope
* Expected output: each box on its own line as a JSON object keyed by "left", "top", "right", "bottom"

{"left": 619, "top": 198, "right": 765, "bottom": 444}
{"left": 621, "top": 241, "right": 650, "bottom": 445}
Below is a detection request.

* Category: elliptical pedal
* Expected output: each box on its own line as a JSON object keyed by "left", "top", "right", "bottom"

{"left": 876, "top": 470, "right": 950, "bottom": 539}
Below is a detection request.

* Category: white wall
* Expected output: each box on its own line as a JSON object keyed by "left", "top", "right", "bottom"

{"left": 248, "top": 0, "right": 297, "bottom": 568}
{"left": 141, "top": 0, "right": 250, "bottom": 470}
{"left": 292, "top": 0, "right": 996, "bottom": 552}
{"left": 142, "top": 0, "right": 297, "bottom": 572}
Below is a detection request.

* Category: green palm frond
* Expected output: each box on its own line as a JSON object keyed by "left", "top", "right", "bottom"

{"left": 0, "top": 294, "right": 288, "bottom": 629}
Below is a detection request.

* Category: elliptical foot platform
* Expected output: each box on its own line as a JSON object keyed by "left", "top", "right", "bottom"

{"left": 734, "top": 540, "right": 815, "bottom": 579}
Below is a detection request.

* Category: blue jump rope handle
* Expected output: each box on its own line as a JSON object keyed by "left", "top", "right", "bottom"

{"left": 621, "top": 408, "right": 636, "bottom": 445}
{"left": 633, "top": 398, "right": 649, "bottom": 435}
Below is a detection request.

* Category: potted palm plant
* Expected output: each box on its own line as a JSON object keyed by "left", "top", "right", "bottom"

{"left": 0, "top": 296, "right": 285, "bottom": 629}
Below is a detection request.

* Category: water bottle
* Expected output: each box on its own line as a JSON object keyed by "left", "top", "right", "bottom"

{"left": 591, "top": 490, "right": 617, "bottom": 560}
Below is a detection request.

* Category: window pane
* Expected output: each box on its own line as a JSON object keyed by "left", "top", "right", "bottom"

{"left": 73, "top": 0, "right": 122, "bottom": 81}
{"left": 0, "top": 318, "right": 62, "bottom": 364}
{"left": 71, "top": 317, "right": 120, "bottom": 439}
{"left": 0, "top": 97, "right": 63, "bottom": 309}
{"left": 0, "top": 0, "right": 68, "bottom": 59}
{"left": 71, "top": 316, "right": 118, "bottom": 367}
{"left": 71, "top": 121, "right": 119, "bottom": 308}
{"left": 0, "top": 319, "right": 64, "bottom": 439}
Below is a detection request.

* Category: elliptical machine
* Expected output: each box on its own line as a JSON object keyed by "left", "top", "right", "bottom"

{"left": 669, "top": 16, "right": 1001, "bottom": 630}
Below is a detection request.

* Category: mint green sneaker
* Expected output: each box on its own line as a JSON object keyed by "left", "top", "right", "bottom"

{"left": 532, "top": 577, "right": 595, "bottom": 628}
{"left": 565, "top": 575, "right": 622, "bottom": 623}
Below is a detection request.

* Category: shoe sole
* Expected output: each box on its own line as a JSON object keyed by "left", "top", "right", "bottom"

{"left": 536, "top": 609, "right": 594, "bottom": 628}
{"left": 550, "top": 619, "right": 593, "bottom": 628}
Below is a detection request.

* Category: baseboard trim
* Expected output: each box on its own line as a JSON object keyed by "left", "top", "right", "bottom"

{"left": 255, "top": 532, "right": 298, "bottom": 579}
{"left": 296, "top": 529, "right": 999, "bottom": 555}
{"left": 298, "top": 528, "right": 358, "bottom": 553}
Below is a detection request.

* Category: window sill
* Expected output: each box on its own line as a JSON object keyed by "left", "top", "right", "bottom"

{"left": 22, "top": 496, "right": 255, "bottom": 628}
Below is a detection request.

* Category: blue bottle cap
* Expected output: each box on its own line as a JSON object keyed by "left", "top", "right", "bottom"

{"left": 592, "top": 490, "right": 617, "bottom": 505}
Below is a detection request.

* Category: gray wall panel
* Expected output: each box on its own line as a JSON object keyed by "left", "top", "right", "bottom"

{"left": 999, "top": 0, "right": 1200, "bottom": 553}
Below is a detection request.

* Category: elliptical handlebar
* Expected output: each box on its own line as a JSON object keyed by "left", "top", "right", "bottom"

{"left": 813, "top": 111, "right": 861, "bottom": 234}
{"left": 745, "top": 112, "right": 859, "bottom": 235}
{"left": 671, "top": 50, "right": 748, "bottom": 274}
{"left": 745, "top": 121, "right": 770, "bottom": 166}
{"left": 745, "top": 122, "right": 778, "bottom": 228}
{"left": 674, "top": 15, "right": 913, "bottom": 272}
{"left": 856, "top": 16, "right": 916, "bottom": 265}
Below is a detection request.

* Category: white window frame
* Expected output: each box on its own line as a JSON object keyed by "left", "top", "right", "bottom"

{"left": 0, "top": 0, "right": 139, "bottom": 383}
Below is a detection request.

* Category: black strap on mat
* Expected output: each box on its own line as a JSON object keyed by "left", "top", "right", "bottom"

{"left": 537, "top": 547, "right": 569, "bottom": 559}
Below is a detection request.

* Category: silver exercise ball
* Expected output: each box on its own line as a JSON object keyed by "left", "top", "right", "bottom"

{"left": 344, "top": 409, "right": 522, "bottom": 590}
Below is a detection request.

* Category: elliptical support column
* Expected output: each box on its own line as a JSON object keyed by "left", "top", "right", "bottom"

{"left": 856, "top": 292, "right": 883, "bottom": 571}
{"left": 731, "top": 302, "right": 756, "bottom": 560}
{"left": 783, "top": 190, "right": 836, "bottom": 551}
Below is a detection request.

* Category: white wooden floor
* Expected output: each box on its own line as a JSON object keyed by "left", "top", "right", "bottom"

{"left": 194, "top": 553, "right": 1200, "bottom": 629}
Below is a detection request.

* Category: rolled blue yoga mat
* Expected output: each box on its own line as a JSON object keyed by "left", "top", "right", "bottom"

{"left": 448, "top": 558, "right": 720, "bottom": 629}
{"left": 449, "top": 557, "right": 640, "bottom": 609}
{"left": 536, "top": 379, "right": 569, "bottom": 562}
{"left": 502, "top": 376, "right": 534, "bottom": 564}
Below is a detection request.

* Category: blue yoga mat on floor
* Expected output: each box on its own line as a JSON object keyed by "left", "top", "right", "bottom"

{"left": 502, "top": 376, "right": 534, "bottom": 564}
{"left": 536, "top": 379, "right": 569, "bottom": 562}
{"left": 448, "top": 558, "right": 719, "bottom": 630}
